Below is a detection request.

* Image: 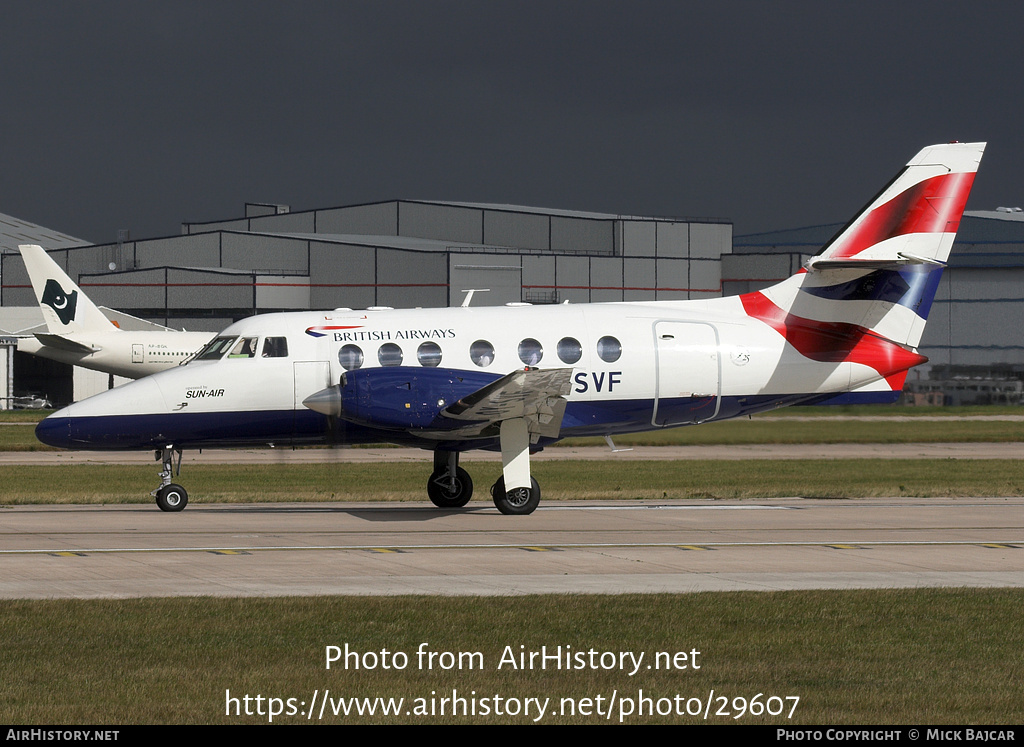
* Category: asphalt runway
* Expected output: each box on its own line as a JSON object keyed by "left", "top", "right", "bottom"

{"left": 3, "top": 496, "right": 1024, "bottom": 598}
{"left": 4, "top": 435, "right": 1024, "bottom": 598}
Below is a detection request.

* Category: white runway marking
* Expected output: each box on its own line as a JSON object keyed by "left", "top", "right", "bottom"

{"left": 544, "top": 504, "right": 793, "bottom": 511}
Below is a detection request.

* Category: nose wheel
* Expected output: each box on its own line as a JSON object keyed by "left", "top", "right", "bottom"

{"left": 156, "top": 483, "right": 188, "bottom": 512}
{"left": 152, "top": 446, "right": 188, "bottom": 512}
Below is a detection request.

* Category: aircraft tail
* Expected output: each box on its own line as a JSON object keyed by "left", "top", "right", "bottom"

{"left": 19, "top": 244, "right": 118, "bottom": 336}
{"left": 739, "top": 143, "right": 983, "bottom": 380}
{"left": 738, "top": 142, "right": 984, "bottom": 392}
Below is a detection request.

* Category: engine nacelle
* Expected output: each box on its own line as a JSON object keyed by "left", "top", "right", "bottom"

{"left": 326, "top": 366, "right": 500, "bottom": 430}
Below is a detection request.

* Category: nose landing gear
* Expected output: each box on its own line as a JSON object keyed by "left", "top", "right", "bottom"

{"left": 152, "top": 446, "right": 188, "bottom": 512}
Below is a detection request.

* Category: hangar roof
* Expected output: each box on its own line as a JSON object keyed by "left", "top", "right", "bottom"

{"left": 0, "top": 212, "right": 87, "bottom": 254}
{"left": 0, "top": 307, "right": 44, "bottom": 335}
{"left": 734, "top": 211, "right": 1024, "bottom": 255}
{"left": 427, "top": 200, "right": 725, "bottom": 223}
{"left": 259, "top": 231, "right": 517, "bottom": 252}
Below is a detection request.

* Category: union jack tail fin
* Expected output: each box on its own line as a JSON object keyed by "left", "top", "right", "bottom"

{"left": 740, "top": 142, "right": 985, "bottom": 393}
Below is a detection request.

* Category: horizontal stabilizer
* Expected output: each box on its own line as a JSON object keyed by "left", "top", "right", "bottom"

{"left": 33, "top": 333, "right": 100, "bottom": 354}
{"left": 805, "top": 253, "right": 946, "bottom": 272}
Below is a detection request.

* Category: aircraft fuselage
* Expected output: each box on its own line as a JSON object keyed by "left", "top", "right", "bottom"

{"left": 35, "top": 296, "right": 908, "bottom": 452}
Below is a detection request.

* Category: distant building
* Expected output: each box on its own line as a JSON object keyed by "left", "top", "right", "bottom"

{"left": 4, "top": 198, "right": 1024, "bottom": 407}
{"left": 0, "top": 200, "right": 730, "bottom": 405}
{"left": 1, "top": 200, "right": 732, "bottom": 332}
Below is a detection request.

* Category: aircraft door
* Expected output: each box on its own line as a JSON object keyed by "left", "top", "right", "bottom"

{"left": 653, "top": 321, "right": 721, "bottom": 426}
{"left": 132, "top": 344, "right": 144, "bottom": 364}
{"left": 294, "top": 361, "right": 331, "bottom": 408}
{"left": 294, "top": 361, "right": 332, "bottom": 441}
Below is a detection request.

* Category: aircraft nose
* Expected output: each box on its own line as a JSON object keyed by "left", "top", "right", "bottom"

{"left": 36, "top": 407, "right": 74, "bottom": 448}
{"left": 34, "top": 376, "right": 172, "bottom": 450}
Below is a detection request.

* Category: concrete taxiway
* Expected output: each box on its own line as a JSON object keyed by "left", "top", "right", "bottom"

{"left": 2, "top": 497, "right": 1023, "bottom": 598}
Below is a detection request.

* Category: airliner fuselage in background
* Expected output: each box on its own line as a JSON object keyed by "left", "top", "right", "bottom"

{"left": 17, "top": 244, "right": 214, "bottom": 379}
{"left": 36, "top": 142, "right": 986, "bottom": 515}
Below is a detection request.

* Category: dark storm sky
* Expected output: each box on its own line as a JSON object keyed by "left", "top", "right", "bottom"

{"left": 1, "top": 1, "right": 1020, "bottom": 244}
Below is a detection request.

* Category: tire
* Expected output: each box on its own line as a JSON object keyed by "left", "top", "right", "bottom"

{"left": 490, "top": 476, "right": 541, "bottom": 515}
{"left": 427, "top": 467, "right": 473, "bottom": 508}
{"left": 156, "top": 484, "right": 188, "bottom": 512}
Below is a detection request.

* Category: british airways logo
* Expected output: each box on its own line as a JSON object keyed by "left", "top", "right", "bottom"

{"left": 304, "top": 325, "right": 456, "bottom": 341}
{"left": 305, "top": 325, "right": 363, "bottom": 338}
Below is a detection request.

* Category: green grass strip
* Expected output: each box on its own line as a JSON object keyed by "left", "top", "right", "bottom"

{"left": 2, "top": 590, "right": 1022, "bottom": 724}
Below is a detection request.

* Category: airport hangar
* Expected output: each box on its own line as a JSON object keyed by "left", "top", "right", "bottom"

{"left": 1, "top": 200, "right": 1024, "bottom": 406}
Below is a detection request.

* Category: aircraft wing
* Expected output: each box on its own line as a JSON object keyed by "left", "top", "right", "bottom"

{"left": 440, "top": 367, "right": 573, "bottom": 439}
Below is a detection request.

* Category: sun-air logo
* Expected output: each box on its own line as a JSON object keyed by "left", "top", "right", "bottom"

{"left": 41, "top": 279, "right": 78, "bottom": 325}
{"left": 185, "top": 387, "right": 225, "bottom": 399}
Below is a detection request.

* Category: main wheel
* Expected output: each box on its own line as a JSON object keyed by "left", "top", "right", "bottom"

{"left": 156, "top": 484, "right": 188, "bottom": 512}
{"left": 427, "top": 467, "right": 473, "bottom": 508}
{"left": 490, "top": 476, "right": 541, "bottom": 515}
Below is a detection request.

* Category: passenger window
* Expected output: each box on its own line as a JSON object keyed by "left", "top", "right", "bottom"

{"left": 518, "top": 338, "right": 543, "bottom": 366}
{"left": 557, "top": 337, "right": 582, "bottom": 364}
{"left": 338, "top": 344, "right": 364, "bottom": 370}
{"left": 378, "top": 343, "right": 404, "bottom": 367}
{"left": 262, "top": 337, "right": 289, "bottom": 358}
{"left": 417, "top": 341, "right": 442, "bottom": 368}
{"left": 597, "top": 336, "right": 622, "bottom": 363}
{"left": 470, "top": 340, "right": 495, "bottom": 367}
{"left": 229, "top": 337, "right": 259, "bottom": 358}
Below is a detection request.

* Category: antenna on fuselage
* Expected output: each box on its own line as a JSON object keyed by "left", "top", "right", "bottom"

{"left": 460, "top": 289, "right": 491, "bottom": 308}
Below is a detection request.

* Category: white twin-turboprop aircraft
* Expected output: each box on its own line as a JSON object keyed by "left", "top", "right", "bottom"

{"left": 36, "top": 142, "right": 985, "bottom": 515}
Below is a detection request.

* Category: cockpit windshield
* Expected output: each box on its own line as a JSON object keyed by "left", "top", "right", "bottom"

{"left": 228, "top": 337, "right": 259, "bottom": 358}
{"left": 192, "top": 336, "right": 238, "bottom": 362}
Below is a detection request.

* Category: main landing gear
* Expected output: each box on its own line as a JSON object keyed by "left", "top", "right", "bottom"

{"left": 152, "top": 446, "right": 188, "bottom": 512}
{"left": 427, "top": 450, "right": 474, "bottom": 508}
{"left": 429, "top": 418, "right": 542, "bottom": 515}
{"left": 490, "top": 476, "right": 541, "bottom": 515}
